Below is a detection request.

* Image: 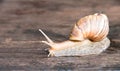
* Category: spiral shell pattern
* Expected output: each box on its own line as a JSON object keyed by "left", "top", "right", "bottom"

{"left": 70, "top": 13, "right": 109, "bottom": 42}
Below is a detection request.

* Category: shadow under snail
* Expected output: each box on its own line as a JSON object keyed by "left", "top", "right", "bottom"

{"left": 39, "top": 13, "right": 110, "bottom": 57}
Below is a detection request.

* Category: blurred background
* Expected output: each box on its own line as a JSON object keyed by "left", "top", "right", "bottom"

{"left": 0, "top": 0, "right": 120, "bottom": 70}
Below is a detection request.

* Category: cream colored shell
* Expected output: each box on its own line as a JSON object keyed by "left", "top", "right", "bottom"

{"left": 70, "top": 13, "right": 109, "bottom": 42}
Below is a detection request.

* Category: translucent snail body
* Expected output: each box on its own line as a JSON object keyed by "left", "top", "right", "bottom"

{"left": 40, "top": 13, "right": 110, "bottom": 57}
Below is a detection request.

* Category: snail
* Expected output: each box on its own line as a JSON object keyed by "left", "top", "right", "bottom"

{"left": 39, "top": 13, "right": 110, "bottom": 57}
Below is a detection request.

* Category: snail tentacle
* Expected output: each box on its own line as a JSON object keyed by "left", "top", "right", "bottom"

{"left": 39, "top": 29, "right": 53, "bottom": 43}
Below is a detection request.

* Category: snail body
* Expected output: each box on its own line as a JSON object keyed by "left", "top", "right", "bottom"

{"left": 40, "top": 13, "right": 110, "bottom": 57}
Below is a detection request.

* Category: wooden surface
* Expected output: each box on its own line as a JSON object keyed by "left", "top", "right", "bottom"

{"left": 0, "top": 0, "right": 120, "bottom": 70}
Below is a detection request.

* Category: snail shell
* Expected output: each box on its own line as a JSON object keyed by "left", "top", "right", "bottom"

{"left": 70, "top": 13, "right": 109, "bottom": 42}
